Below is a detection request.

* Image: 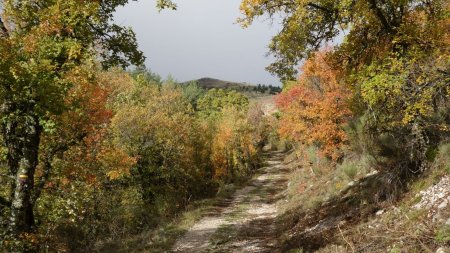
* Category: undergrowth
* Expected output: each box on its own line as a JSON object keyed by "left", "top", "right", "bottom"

{"left": 279, "top": 142, "right": 450, "bottom": 252}
{"left": 95, "top": 183, "right": 240, "bottom": 252}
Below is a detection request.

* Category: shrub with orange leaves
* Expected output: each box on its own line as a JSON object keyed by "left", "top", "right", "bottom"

{"left": 211, "top": 107, "right": 258, "bottom": 181}
{"left": 276, "top": 50, "right": 352, "bottom": 160}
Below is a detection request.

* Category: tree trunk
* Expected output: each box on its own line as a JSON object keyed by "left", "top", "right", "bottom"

{"left": 135, "top": 159, "right": 156, "bottom": 205}
{"left": 2, "top": 108, "right": 41, "bottom": 235}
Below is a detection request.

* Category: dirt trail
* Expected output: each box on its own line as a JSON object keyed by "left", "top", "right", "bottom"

{"left": 172, "top": 151, "right": 290, "bottom": 253}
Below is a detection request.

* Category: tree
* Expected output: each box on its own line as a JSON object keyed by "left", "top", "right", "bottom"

{"left": 0, "top": 0, "right": 144, "bottom": 238}
{"left": 243, "top": 0, "right": 449, "bottom": 170}
{"left": 276, "top": 50, "right": 352, "bottom": 160}
{"left": 110, "top": 75, "right": 200, "bottom": 211}
{"left": 181, "top": 81, "right": 205, "bottom": 110}
{"left": 197, "top": 89, "right": 249, "bottom": 118}
{"left": 357, "top": 48, "right": 450, "bottom": 169}
{"left": 238, "top": 0, "right": 448, "bottom": 80}
{"left": 211, "top": 106, "right": 260, "bottom": 181}
{"left": 29, "top": 67, "right": 137, "bottom": 250}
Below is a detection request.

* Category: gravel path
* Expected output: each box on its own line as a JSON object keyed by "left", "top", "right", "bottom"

{"left": 172, "top": 151, "right": 289, "bottom": 253}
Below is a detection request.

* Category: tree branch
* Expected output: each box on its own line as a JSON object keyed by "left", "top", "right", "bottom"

{"left": 0, "top": 16, "right": 9, "bottom": 38}
{"left": 367, "top": 0, "right": 393, "bottom": 33}
{"left": 31, "top": 133, "right": 87, "bottom": 206}
{"left": 0, "top": 172, "right": 14, "bottom": 180}
{"left": 306, "top": 3, "right": 334, "bottom": 14}
{"left": 31, "top": 154, "right": 54, "bottom": 207}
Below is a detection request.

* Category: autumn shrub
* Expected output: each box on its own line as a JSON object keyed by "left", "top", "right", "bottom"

{"left": 276, "top": 50, "right": 352, "bottom": 161}
{"left": 356, "top": 51, "right": 450, "bottom": 172}
{"left": 30, "top": 69, "right": 139, "bottom": 251}
{"left": 6, "top": 68, "right": 263, "bottom": 251}
{"left": 210, "top": 106, "right": 261, "bottom": 182}
{"left": 110, "top": 77, "right": 207, "bottom": 214}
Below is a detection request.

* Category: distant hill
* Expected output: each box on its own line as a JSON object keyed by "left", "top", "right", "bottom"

{"left": 191, "top": 77, "right": 247, "bottom": 89}
{"left": 183, "top": 77, "right": 281, "bottom": 98}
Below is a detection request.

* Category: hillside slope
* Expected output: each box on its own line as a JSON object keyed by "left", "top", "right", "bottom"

{"left": 183, "top": 77, "right": 281, "bottom": 98}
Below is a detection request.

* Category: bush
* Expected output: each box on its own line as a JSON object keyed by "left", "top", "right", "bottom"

{"left": 340, "top": 161, "right": 358, "bottom": 180}
{"left": 435, "top": 143, "right": 450, "bottom": 173}
{"left": 337, "top": 154, "right": 376, "bottom": 180}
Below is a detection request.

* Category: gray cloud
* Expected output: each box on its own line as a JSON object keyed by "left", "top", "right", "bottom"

{"left": 114, "top": 0, "right": 282, "bottom": 86}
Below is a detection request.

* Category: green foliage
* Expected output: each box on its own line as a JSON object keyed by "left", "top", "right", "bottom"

{"left": 239, "top": 0, "right": 449, "bottom": 80}
{"left": 354, "top": 51, "right": 450, "bottom": 171}
{"left": 197, "top": 88, "right": 249, "bottom": 118}
{"left": 435, "top": 143, "right": 450, "bottom": 173}
{"left": 0, "top": 0, "right": 146, "bottom": 247}
{"left": 130, "top": 67, "right": 162, "bottom": 86}
{"left": 359, "top": 54, "right": 449, "bottom": 129}
{"left": 181, "top": 81, "right": 205, "bottom": 110}
{"left": 338, "top": 155, "right": 375, "bottom": 180}
{"left": 110, "top": 74, "right": 206, "bottom": 212}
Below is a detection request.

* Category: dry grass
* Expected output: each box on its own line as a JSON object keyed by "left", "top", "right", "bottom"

{"left": 279, "top": 147, "right": 376, "bottom": 215}
{"left": 273, "top": 143, "right": 450, "bottom": 252}
{"left": 95, "top": 184, "right": 240, "bottom": 253}
{"left": 315, "top": 143, "right": 450, "bottom": 253}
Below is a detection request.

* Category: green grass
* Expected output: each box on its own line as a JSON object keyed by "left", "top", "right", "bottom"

{"left": 95, "top": 183, "right": 241, "bottom": 253}
{"left": 341, "top": 162, "right": 358, "bottom": 180}
{"left": 435, "top": 225, "right": 450, "bottom": 243}
{"left": 209, "top": 224, "right": 237, "bottom": 247}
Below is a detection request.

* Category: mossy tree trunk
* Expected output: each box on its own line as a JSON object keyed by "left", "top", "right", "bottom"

{"left": 2, "top": 101, "right": 41, "bottom": 235}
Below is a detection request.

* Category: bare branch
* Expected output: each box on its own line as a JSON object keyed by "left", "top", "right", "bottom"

{"left": 0, "top": 16, "right": 9, "bottom": 38}
{"left": 0, "top": 172, "right": 14, "bottom": 180}
{"left": 31, "top": 133, "right": 87, "bottom": 206}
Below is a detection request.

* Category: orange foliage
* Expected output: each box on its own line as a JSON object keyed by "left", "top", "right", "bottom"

{"left": 46, "top": 68, "right": 136, "bottom": 186}
{"left": 211, "top": 107, "right": 258, "bottom": 180}
{"left": 212, "top": 123, "right": 233, "bottom": 179}
{"left": 276, "top": 50, "right": 352, "bottom": 160}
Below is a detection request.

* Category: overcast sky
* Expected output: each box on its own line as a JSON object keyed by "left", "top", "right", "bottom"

{"left": 114, "top": 0, "right": 282, "bottom": 86}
